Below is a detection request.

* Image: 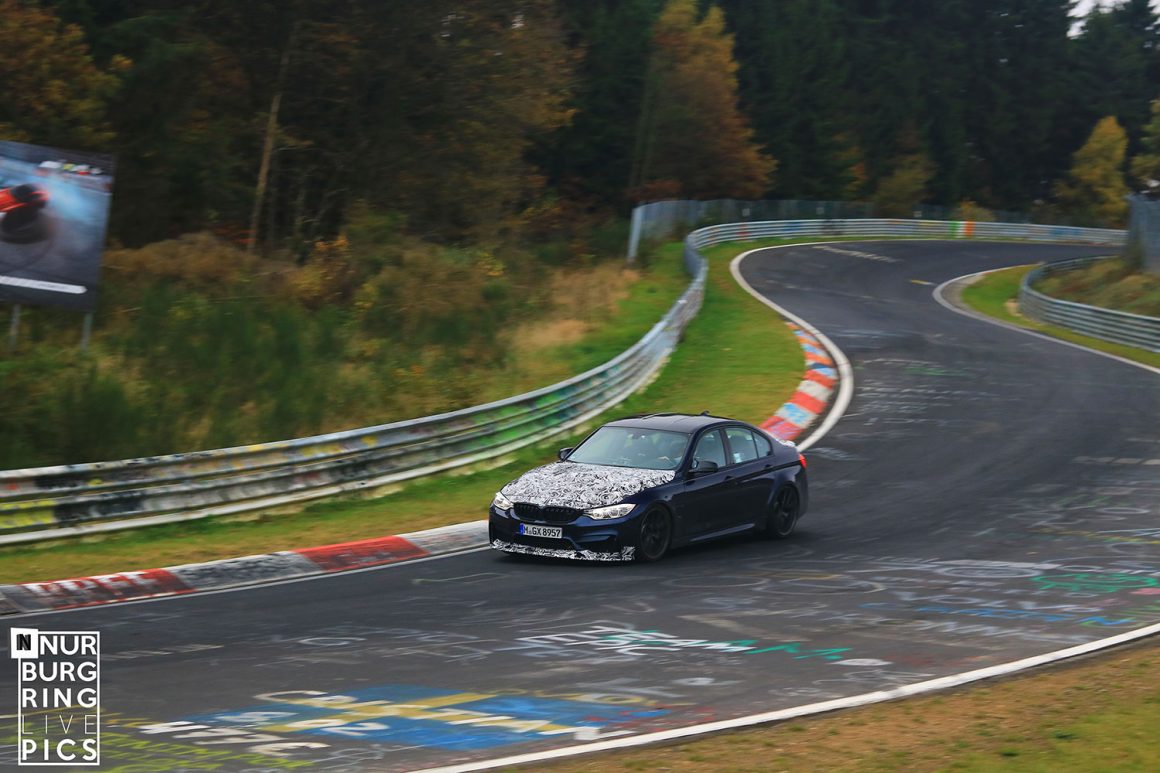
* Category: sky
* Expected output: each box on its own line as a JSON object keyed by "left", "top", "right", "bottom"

{"left": 1073, "top": 0, "right": 1160, "bottom": 16}
{"left": 1070, "top": 0, "right": 1160, "bottom": 34}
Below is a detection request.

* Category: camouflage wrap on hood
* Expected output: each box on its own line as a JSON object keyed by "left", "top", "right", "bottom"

{"left": 500, "top": 462, "right": 675, "bottom": 510}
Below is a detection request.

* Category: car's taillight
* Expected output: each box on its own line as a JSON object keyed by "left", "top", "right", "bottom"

{"left": 798, "top": 453, "right": 807, "bottom": 469}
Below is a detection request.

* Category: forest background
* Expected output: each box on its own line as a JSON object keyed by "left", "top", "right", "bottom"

{"left": 2, "top": 0, "right": 1159, "bottom": 467}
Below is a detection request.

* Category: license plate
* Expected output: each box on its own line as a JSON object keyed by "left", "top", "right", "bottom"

{"left": 519, "top": 524, "right": 563, "bottom": 539}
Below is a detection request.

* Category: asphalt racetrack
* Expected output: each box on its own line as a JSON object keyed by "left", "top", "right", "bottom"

{"left": 2, "top": 241, "right": 1158, "bottom": 772}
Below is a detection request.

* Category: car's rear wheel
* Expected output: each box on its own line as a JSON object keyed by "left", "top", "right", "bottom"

{"left": 636, "top": 508, "right": 671, "bottom": 562}
{"left": 765, "top": 485, "right": 801, "bottom": 539}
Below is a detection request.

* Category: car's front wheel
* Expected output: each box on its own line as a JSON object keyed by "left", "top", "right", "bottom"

{"left": 635, "top": 507, "right": 672, "bottom": 562}
{"left": 764, "top": 485, "right": 801, "bottom": 539}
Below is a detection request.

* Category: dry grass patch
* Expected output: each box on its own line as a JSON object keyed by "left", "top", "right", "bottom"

{"left": 511, "top": 318, "right": 593, "bottom": 354}
{"left": 548, "top": 264, "right": 639, "bottom": 320}
{"left": 1035, "top": 257, "right": 1160, "bottom": 316}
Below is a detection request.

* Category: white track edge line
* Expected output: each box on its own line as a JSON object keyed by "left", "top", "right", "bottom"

{"left": 729, "top": 244, "right": 855, "bottom": 450}
{"left": 412, "top": 244, "right": 1159, "bottom": 773}
{"left": 414, "top": 621, "right": 1160, "bottom": 773}
{"left": 933, "top": 267, "right": 1160, "bottom": 376}
{"left": 1, "top": 542, "right": 492, "bottom": 620}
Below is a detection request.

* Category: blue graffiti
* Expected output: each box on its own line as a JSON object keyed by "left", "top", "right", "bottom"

{"left": 188, "top": 684, "right": 669, "bottom": 752}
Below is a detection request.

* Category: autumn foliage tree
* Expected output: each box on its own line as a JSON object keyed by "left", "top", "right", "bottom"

{"left": 629, "top": 0, "right": 774, "bottom": 201}
{"left": 0, "top": 0, "right": 118, "bottom": 149}
{"left": 1054, "top": 115, "right": 1130, "bottom": 227}
{"left": 379, "top": 1, "right": 576, "bottom": 241}
{"left": 872, "top": 125, "right": 935, "bottom": 217}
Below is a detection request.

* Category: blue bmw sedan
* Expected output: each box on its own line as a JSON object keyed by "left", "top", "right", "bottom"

{"left": 488, "top": 413, "right": 808, "bottom": 562}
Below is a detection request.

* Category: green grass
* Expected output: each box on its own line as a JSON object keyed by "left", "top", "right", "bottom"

{"left": 0, "top": 240, "right": 805, "bottom": 583}
{"left": 961, "top": 265, "right": 1160, "bottom": 369}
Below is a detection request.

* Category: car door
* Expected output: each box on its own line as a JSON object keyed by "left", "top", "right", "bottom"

{"left": 670, "top": 429, "right": 732, "bottom": 540}
{"left": 722, "top": 426, "right": 775, "bottom": 528}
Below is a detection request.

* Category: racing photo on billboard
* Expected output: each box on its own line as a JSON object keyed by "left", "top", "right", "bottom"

{"left": 0, "top": 140, "right": 114, "bottom": 313}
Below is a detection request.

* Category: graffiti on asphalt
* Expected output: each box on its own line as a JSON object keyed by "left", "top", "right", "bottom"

{"left": 189, "top": 685, "right": 669, "bottom": 751}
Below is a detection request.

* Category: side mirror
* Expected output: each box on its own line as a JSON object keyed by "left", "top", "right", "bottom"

{"left": 688, "top": 459, "right": 718, "bottom": 477}
{"left": 558, "top": 447, "right": 573, "bottom": 461}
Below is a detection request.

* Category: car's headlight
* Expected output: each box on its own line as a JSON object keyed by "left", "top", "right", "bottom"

{"left": 585, "top": 503, "right": 635, "bottom": 520}
{"left": 492, "top": 491, "right": 514, "bottom": 511}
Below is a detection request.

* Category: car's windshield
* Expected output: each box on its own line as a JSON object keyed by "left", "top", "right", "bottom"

{"left": 566, "top": 426, "right": 690, "bottom": 471}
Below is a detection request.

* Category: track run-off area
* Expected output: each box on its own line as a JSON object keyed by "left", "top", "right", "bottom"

{"left": 2, "top": 240, "right": 1158, "bottom": 773}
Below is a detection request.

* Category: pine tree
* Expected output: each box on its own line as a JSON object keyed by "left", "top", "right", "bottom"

{"left": 629, "top": 0, "right": 775, "bottom": 201}
{"left": 544, "top": 0, "right": 662, "bottom": 207}
{"left": 1067, "top": 0, "right": 1160, "bottom": 164}
{"left": 719, "top": 0, "right": 855, "bottom": 199}
{"left": 872, "top": 124, "right": 935, "bottom": 217}
{"left": 1054, "top": 115, "right": 1130, "bottom": 227}
{"left": 1130, "top": 97, "right": 1160, "bottom": 191}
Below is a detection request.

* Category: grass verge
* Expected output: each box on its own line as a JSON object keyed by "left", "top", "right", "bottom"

{"left": 7, "top": 238, "right": 1158, "bottom": 771}
{"left": 1034, "top": 257, "right": 1160, "bottom": 316}
{"left": 527, "top": 639, "right": 1160, "bottom": 773}
{"left": 960, "top": 265, "right": 1160, "bottom": 369}
{"left": 0, "top": 239, "right": 806, "bottom": 584}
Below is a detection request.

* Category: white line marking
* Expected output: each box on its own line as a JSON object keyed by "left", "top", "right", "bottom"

{"left": 730, "top": 244, "right": 855, "bottom": 451}
{"left": 11, "top": 239, "right": 1157, "bottom": 773}
{"left": 407, "top": 245, "right": 1160, "bottom": 773}
{"left": 413, "top": 622, "right": 1160, "bottom": 773}
{"left": 932, "top": 267, "right": 1160, "bottom": 376}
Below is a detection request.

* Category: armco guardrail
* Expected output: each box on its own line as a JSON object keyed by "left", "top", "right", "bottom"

{"left": 0, "top": 216, "right": 1127, "bottom": 543}
{"left": 0, "top": 266, "right": 708, "bottom": 542}
{"left": 1020, "top": 257, "right": 1160, "bottom": 352}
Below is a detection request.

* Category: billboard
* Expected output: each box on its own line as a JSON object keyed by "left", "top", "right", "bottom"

{"left": 0, "top": 140, "right": 115, "bottom": 313}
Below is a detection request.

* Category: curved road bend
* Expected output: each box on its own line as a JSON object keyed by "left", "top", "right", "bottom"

{"left": 2, "top": 241, "right": 1157, "bottom": 773}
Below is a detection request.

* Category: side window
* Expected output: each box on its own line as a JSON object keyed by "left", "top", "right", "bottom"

{"left": 753, "top": 430, "right": 773, "bottom": 457}
{"left": 692, "top": 430, "right": 727, "bottom": 468}
{"left": 725, "top": 427, "right": 760, "bottom": 465}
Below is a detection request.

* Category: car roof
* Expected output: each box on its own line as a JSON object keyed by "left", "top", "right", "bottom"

{"left": 603, "top": 413, "right": 738, "bottom": 433}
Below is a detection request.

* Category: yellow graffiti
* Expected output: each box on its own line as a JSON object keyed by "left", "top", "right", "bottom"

{"left": 0, "top": 506, "right": 57, "bottom": 529}
{"left": 258, "top": 691, "right": 585, "bottom": 736}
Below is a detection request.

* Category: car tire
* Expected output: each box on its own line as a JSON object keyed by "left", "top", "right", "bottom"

{"left": 764, "top": 485, "right": 801, "bottom": 540}
{"left": 635, "top": 507, "right": 672, "bottom": 562}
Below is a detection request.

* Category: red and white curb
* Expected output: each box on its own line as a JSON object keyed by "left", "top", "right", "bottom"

{"left": 731, "top": 245, "right": 855, "bottom": 452}
{"left": 0, "top": 251, "right": 852, "bottom": 616}
{"left": 0, "top": 522, "right": 488, "bottom": 615}
{"left": 760, "top": 323, "right": 839, "bottom": 442}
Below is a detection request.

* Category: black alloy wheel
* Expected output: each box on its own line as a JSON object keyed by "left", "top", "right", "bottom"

{"left": 636, "top": 508, "right": 672, "bottom": 562}
{"left": 766, "top": 485, "right": 800, "bottom": 539}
